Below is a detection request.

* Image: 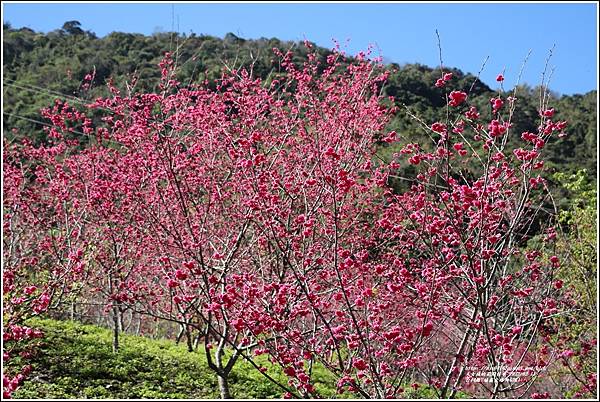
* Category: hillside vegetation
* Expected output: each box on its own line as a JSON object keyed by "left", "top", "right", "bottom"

{"left": 10, "top": 319, "right": 446, "bottom": 399}
{"left": 10, "top": 318, "right": 335, "bottom": 399}
{"left": 3, "top": 22, "right": 597, "bottom": 181}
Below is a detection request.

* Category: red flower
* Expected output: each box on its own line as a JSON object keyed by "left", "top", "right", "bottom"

{"left": 24, "top": 286, "right": 37, "bottom": 295}
{"left": 488, "top": 120, "right": 508, "bottom": 137}
{"left": 490, "top": 97, "right": 504, "bottom": 113}
{"left": 324, "top": 147, "right": 340, "bottom": 159}
{"left": 448, "top": 91, "right": 467, "bottom": 107}
{"left": 541, "top": 108, "right": 555, "bottom": 118}
{"left": 431, "top": 122, "right": 447, "bottom": 133}
{"left": 496, "top": 74, "right": 504, "bottom": 82}
{"left": 353, "top": 358, "right": 368, "bottom": 371}
{"left": 408, "top": 155, "right": 421, "bottom": 165}
{"left": 464, "top": 106, "right": 480, "bottom": 120}
{"left": 421, "top": 321, "right": 434, "bottom": 337}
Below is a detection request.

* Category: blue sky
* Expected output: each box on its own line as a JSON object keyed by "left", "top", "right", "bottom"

{"left": 2, "top": 2, "right": 598, "bottom": 95}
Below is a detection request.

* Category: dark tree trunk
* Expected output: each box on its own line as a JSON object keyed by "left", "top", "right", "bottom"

{"left": 112, "top": 304, "right": 120, "bottom": 353}
{"left": 109, "top": 275, "right": 120, "bottom": 353}
{"left": 185, "top": 325, "right": 193, "bottom": 352}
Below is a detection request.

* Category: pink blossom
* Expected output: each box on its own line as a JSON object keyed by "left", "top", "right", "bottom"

{"left": 448, "top": 91, "right": 467, "bottom": 107}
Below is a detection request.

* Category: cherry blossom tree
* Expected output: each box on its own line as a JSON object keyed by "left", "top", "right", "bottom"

{"left": 3, "top": 104, "right": 98, "bottom": 396}
{"left": 3, "top": 44, "right": 586, "bottom": 399}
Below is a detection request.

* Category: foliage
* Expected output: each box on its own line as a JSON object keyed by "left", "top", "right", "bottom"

{"left": 8, "top": 318, "right": 319, "bottom": 399}
{"left": 547, "top": 170, "right": 596, "bottom": 397}
{"left": 553, "top": 169, "right": 596, "bottom": 317}
{"left": 9, "top": 318, "right": 453, "bottom": 399}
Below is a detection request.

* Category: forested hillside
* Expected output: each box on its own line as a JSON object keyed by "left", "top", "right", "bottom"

{"left": 3, "top": 22, "right": 596, "bottom": 180}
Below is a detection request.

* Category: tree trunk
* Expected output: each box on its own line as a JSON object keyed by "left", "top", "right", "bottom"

{"left": 215, "top": 335, "right": 231, "bottom": 398}
{"left": 135, "top": 314, "right": 141, "bottom": 336}
{"left": 185, "top": 325, "right": 193, "bottom": 352}
{"left": 176, "top": 324, "right": 185, "bottom": 345}
{"left": 193, "top": 331, "right": 202, "bottom": 350}
{"left": 112, "top": 306, "right": 120, "bottom": 353}
{"left": 217, "top": 373, "right": 231, "bottom": 399}
{"left": 109, "top": 274, "right": 119, "bottom": 353}
{"left": 119, "top": 306, "right": 125, "bottom": 332}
